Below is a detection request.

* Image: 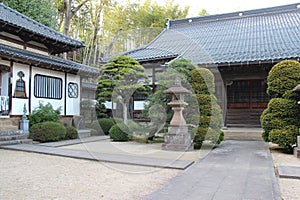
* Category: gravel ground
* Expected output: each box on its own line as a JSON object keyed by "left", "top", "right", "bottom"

{"left": 270, "top": 144, "right": 300, "bottom": 200}
{"left": 0, "top": 149, "right": 181, "bottom": 200}
{"left": 1, "top": 142, "right": 300, "bottom": 200}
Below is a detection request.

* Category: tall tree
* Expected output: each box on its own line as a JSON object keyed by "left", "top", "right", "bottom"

{"left": 0, "top": 0, "right": 59, "bottom": 29}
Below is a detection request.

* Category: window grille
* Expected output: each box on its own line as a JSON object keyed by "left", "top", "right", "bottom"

{"left": 34, "top": 74, "right": 62, "bottom": 99}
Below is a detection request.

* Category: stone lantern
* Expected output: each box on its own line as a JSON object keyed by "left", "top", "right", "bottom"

{"left": 292, "top": 84, "right": 300, "bottom": 158}
{"left": 162, "top": 78, "right": 194, "bottom": 151}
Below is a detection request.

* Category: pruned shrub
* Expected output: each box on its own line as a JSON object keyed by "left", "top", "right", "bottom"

{"left": 29, "top": 121, "right": 66, "bottom": 142}
{"left": 269, "top": 125, "right": 298, "bottom": 151}
{"left": 28, "top": 102, "right": 60, "bottom": 127}
{"left": 65, "top": 126, "right": 78, "bottom": 139}
{"left": 267, "top": 60, "right": 300, "bottom": 98}
{"left": 98, "top": 118, "right": 116, "bottom": 135}
{"left": 109, "top": 122, "right": 130, "bottom": 141}
{"left": 190, "top": 68, "right": 223, "bottom": 148}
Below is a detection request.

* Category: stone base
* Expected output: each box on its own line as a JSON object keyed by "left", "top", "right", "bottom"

{"left": 294, "top": 147, "right": 300, "bottom": 158}
{"left": 162, "top": 126, "right": 194, "bottom": 151}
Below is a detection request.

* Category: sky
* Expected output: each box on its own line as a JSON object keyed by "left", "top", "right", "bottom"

{"left": 118, "top": 0, "right": 300, "bottom": 17}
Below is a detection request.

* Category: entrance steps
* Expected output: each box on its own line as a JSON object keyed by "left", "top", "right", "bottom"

{"left": 0, "top": 130, "right": 32, "bottom": 146}
{"left": 222, "top": 127, "right": 263, "bottom": 141}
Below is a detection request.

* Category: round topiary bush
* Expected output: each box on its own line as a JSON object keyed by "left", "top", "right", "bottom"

{"left": 29, "top": 121, "right": 66, "bottom": 142}
{"left": 269, "top": 125, "right": 298, "bottom": 151}
{"left": 65, "top": 126, "right": 78, "bottom": 139}
{"left": 109, "top": 122, "right": 130, "bottom": 141}
{"left": 98, "top": 118, "right": 116, "bottom": 135}
{"left": 267, "top": 60, "right": 300, "bottom": 97}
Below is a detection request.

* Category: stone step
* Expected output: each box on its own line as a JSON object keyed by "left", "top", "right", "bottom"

{"left": 0, "top": 134, "right": 28, "bottom": 141}
{"left": 0, "top": 130, "right": 24, "bottom": 136}
{"left": 78, "top": 129, "right": 91, "bottom": 138}
{"left": 0, "top": 139, "right": 32, "bottom": 146}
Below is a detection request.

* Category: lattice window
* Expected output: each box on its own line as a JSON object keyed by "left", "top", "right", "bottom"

{"left": 68, "top": 82, "right": 78, "bottom": 98}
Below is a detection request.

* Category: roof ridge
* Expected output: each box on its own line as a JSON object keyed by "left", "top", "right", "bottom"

{"left": 168, "top": 3, "right": 300, "bottom": 28}
{"left": 0, "top": 3, "right": 84, "bottom": 46}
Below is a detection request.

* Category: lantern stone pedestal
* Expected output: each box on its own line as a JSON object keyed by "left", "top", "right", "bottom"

{"left": 294, "top": 136, "right": 300, "bottom": 158}
{"left": 162, "top": 78, "right": 194, "bottom": 151}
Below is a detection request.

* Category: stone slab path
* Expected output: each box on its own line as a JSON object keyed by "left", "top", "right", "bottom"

{"left": 277, "top": 166, "right": 300, "bottom": 179}
{"left": 144, "top": 140, "right": 281, "bottom": 200}
{"left": 1, "top": 143, "right": 194, "bottom": 170}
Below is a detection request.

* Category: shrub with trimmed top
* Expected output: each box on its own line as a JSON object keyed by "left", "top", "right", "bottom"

{"left": 29, "top": 121, "right": 66, "bottom": 142}
{"left": 267, "top": 60, "right": 300, "bottom": 98}
{"left": 109, "top": 122, "right": 130, "bottom": 141}
{"left": 269, "top": 125, "right": 298, "bottom": 151}
{"left": 189, "top": 68, "right": 223, "bottom": 148}
{"left": 98, "top": 118, "right": 116, "bottom": 135}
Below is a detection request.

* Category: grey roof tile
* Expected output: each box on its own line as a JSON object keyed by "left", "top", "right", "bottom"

{"left": 122, "top": 3, "right": 300, "bottom": 65}
{"left": 0, "top": 3, "right": 84, "bottom": 48}
{"left": 0, "top": 43, "right": 99, "bottom": 76}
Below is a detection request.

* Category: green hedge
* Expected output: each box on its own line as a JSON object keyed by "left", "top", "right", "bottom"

{"left": 109, "top": 122, "right": 130, "bottom": 141}
{"left": 65, "top": 126, "right": 78, "bottom": 139}
{"left": 29, "top": 121, "right": 66, "bottom": 142}
{"left": 269, "top": 125, "right": 298, "bottom": 151}
{"left": 98, "top": 118, "right": 116, "bottom": 135}
{"left": 267, "top": 60, "right": 300, "bottom": 97}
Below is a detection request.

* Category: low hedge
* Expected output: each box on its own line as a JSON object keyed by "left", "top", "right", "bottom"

{"left": 29, "top": 121, "right": 66, "bottom": 142}
{"left": 98, "top": 118, "right": 116, "bottom": 135}
{"left": 109, "top": 122, "right": 130, "bottom": 141}
{"left": 65, "top": 126, "right": 78, "bottom": 139}
{"left": 269, "top": 125, "right": 298, "bottom": 151}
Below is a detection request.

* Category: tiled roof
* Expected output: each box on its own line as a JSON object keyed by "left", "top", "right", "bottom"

{"left": 0, "top": 3, "right": 84, "bottom": 49}
{"left": 122, "top": 3, "right": 300, "bottom": 65}
{"left": 0, "top": 43, "right": 99, "bottom": 76}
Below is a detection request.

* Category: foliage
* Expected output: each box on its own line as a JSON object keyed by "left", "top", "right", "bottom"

{"left": 267, "top": 60, "right": 300, "bottom": 98}
{"left": 261, "top": 60, "right": 300, "bottom": 151}
{"left": 65, "top": 126, "right": 78, "bottom": 139}
{"left": 98, "top": 118, "right": 116, "bottom": 135}
{"left": 190, "top": 68, "right": 223, "bottom": 148}
{"left": 97, "top": 56, "right": 149, "bottom": 122}
{"left": 1, "top": 0, "right": 59, "bottom": 29}
{"left": 261, "top": 98, "right": 300, "bottom": 142}
{"left": 269, "top": 125, "right": 298, "bottom": 151}
{"left": 28, "top": 102, "right": 61, "bottom": 127}
{"left": 29, "top": 122, "right": 66, "bottom": 142}
{"left": 109, "top": 122, "right": 130, "bottom": 141}
{"left": 142, "top": 58, "right": 197, "bottom": 123}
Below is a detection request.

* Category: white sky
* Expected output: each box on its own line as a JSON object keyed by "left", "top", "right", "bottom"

{"left": 118, "top": 0, "right": 300, "bottom": 17}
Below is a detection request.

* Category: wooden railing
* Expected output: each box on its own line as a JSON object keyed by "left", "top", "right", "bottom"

{"left": 0, "top": 96, "right": 9, "bottom": 115}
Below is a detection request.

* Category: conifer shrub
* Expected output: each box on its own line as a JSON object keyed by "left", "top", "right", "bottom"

{"left": 29, "top": 121, "right": 66, "bottom": 142}
{"left": 190, "top": 68, "right": 223, "bottom": 148}
{"left": 109, "top": 122, "right": 130, "bottom": 141}
{"left": 267, "top": 60, "right": 300, "bottom": 98}
{"left": 269, "top": 125, "right": 298, "bottom": 151}
{"left": 65, "top": 126, "right": 78, "bottom": 139}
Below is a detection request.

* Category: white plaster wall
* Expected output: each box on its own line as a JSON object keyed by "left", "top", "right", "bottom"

{"left": 0, "top": 39, "right": 23, "bottom": 49}
{"left": 30, "top": 67, "right": 65, "bottom": 115}
{"left": 11, "top": 63, "right": 30, "bottom": 115}
{"left": 66, "top": 74, "right": 80, "bottom": 116}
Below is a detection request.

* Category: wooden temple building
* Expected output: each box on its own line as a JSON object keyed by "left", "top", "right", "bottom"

{"left": 119, "top": 3, "right": 300, "bottom": 127}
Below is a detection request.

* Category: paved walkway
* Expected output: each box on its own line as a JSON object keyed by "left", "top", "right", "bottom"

{"left": 144, "top": 140, "right": 281, "bottom": 200}
{"left": 1, "top": 137, "right": 194, "bottom": 170}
